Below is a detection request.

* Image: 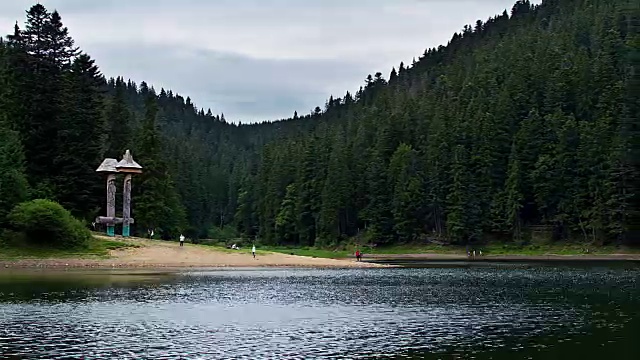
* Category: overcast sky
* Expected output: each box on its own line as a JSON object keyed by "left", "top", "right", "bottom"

{"left": 0, "top": 0, "right": 540, "bottom": 123}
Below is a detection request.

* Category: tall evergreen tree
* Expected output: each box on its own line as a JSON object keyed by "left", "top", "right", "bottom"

{"left": 133, "top": 93, "right": 187, "bottom": 238}
{"left": 10, "top": 4, "right": 78, "bottom": 199}
{"left": 53, "top": 53, "right": 104, "bottom": 220}
{"left": 389, "top": 143, "right": 425, "bottom": 242}
{"left": 0, "top": 127, "right": 29, "bottom": 223}
{"left": 103, "top": 77, "right": 133, "bottom": 159}
{"left": 0, "top": 44, "right": 28, "bottom": 220}
{"left": 0, "top": 34, "right": 29, "bottom": 223}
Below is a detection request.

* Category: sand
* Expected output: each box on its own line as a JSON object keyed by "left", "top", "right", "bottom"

{"left": 0, "top": 237, "right": 387, "bottom": 269}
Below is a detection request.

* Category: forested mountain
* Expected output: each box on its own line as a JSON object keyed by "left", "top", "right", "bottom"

{"left": 0, "top": 0, "right": 638, "bottom": 247}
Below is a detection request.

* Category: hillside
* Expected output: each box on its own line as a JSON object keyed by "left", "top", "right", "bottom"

{"left": 238, "top": 0, "right": 640, "bottom": 247}
{"left": 0, "top": 0, "right": 638, "bottom": 247}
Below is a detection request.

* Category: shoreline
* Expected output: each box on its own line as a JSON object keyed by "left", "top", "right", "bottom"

{"left": 0, "top": 237, "right": 388, "bottom": 270}
{"left": 357, "top": 253, "right": 640, "bottom": 265}
{"left": 2, "top": 253, "right": 639, "bottom": 271}
{"left": 0, "top": 259, "right": 389, "bottom": 270}
{"left": 360, "top": 253, "right": 640, "bottom": 260}
{"left": 2, "top": 236, "right": 639, "bottom": 270}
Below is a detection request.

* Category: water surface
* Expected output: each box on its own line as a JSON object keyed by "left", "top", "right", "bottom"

{"left": 0, "top": 266, "right": 638, "bottom": 359}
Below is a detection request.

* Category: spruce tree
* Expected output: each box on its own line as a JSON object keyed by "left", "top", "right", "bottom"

{"left": 0, "top": 35, "right": 29, "bottom": 222}
{"left": 133, "top": 93, "right": 187, "bottom": 238}
{"left": 0, "top": 126, "right": 29, "bottom": 223}
{"left": 389, "top": 143, "right": 424, "bottom": 242}
{"left": 11, "top": 4, "right": 78, "bottom": 199}
{"left": 53, "top": 53, "right": 104, "bottom": 220}
{"left": 275, "top": 183, "right": 297, "bottom": 244}
{"left": 103, "top": 77, "right": 133, "bottom": 159}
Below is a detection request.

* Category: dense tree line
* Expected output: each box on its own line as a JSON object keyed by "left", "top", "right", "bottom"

{"left": 237, "top": 0, "right": 640, "bottom": 247}
{"left": 0, "top": 0, "right": 638, "bottom": 247}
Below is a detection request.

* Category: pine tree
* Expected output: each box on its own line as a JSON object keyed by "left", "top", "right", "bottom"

{"left": 45, "top": 10, "right": 78, "bottom": 69}
{"left": 0, "top": 35, "right": 29, "bottom": 222}
{"left": 389, "top": 67, "right": 398, "bottom": 82}
{"left": 133, "top": 93, "right": 187, "bottom": 238}
{"left": 389, "top": 143, "right": 424, "bottom": 242}
{"left": 446, "top": 145, "right": 469, "bottom": 244}
{"left": 503, "top": 143, "right": 524, "bottom": 240}
{"left": 103, "top": 77, "right": 133, "bottom": 159}
{"left": 275, "top": 183, "right": 297, "bottom": 244}
{"left": 294, "top": 138, "right": 320, "bottom": 246}
{"left": 0, "top": 46, "right": 28, "bottom": 219}
{"left": 10, "top": 4, "right": 78, "bottom": 199}
{"left": 234, "top": 177, "right": 257, "bottom": 236}
{"left": 363, "top": 149, "right": 393, "bottom": 244}
{"left": 53, "top": 53, "right": 104, "bottom": 220}
{"left": 318, "top": 131, "right": 352, "bottom": 245}
{"left": 0, "top": 127, "right": 29, "bottom": 223}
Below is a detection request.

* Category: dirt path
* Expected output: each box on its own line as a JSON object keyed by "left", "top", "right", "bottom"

{"left": 0, "top": 237, "right": 387, "bottom": 269}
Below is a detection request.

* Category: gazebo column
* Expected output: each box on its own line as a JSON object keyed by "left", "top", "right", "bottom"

{"left": 106, "top": 173, "right": 117, "bottom": 237}
{"left": 114, "top": 150, "right": 141, "bottom": 237}
{"left": 122, "top": 174, "right": 132, "bottom": 237}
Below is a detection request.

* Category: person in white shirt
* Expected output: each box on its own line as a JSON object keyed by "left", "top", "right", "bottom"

{"left": 179, "top": 234, "right": 185, "bottom": 247}
{"left": 252, "top": 244, "right": 256, "bottom": 259}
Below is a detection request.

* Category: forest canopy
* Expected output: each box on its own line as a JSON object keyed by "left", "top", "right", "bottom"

{"left": 0, "top": 0, "right": 638, "bottom": 248}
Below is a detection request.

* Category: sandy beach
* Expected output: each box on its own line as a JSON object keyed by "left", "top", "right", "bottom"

{"left": 0, "top": 237, "right": 387, "bottom": 269}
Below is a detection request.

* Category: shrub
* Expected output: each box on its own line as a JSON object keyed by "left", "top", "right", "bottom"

{"left": 7, "top": 199, "right": 91, "bottom": 249}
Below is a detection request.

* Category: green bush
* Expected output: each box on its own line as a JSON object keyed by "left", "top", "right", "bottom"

{"left": 7, "top": 199, "right": 91, "bottom": 249}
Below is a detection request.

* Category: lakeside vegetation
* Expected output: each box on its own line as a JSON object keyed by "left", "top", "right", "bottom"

{"left": 187, "top": 234, "right": 640, "bottom": 259}
{"left": 0, "top": 237, "right": 133, "bottom": 260}
{"left": 262, "top": 242, "right": 640, "bottom": 259}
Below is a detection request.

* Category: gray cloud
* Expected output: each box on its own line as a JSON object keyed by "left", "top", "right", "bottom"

{"left": 0, "top": 0, "right": 541, "bottom": 122}
{"left": 89, "top": 43, "right": 367, "bottom": 121}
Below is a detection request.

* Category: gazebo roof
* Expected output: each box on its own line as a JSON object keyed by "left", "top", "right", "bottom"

{"left": 96, "top": 158, "right": 118, "bottom": 173}
{"left": 115, "top": 150, "right": 143, "bottom": 172}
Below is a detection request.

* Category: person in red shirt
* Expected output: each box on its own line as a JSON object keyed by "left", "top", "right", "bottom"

{"left": 355, "top": 249, "right": 361, "bottom": 262}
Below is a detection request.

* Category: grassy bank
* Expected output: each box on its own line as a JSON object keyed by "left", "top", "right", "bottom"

{"left": 0, "top": 236, "right": 135, "bottom": 260}
{"left": 183, "top": 241, "right": 346, "bottom": 259}
{"left": 194, "top": 244, "right": 273, "bottom": 256}
{"left": 378, "top": 242, "right": 640, "bottom": 256}
{"left": 194, "top": 241, "right": 280, "bottom": 257}
{"left": 260, "top": 242, "right": 640, "bottom": 259}
{"left": 189, "top": 237, "right": 276, "bottom": 256}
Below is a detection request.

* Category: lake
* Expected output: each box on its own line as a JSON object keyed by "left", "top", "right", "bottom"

{"left": 1, "top": 264, "right": 639, "bottom": 359}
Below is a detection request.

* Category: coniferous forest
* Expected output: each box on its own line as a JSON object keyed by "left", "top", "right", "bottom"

{"left": 0, "top": 0, "right": 638, "bottom": 248}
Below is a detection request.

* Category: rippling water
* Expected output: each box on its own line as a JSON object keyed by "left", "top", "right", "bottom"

{"left": 1, "top": 266, "right": 639, "bottom": 359}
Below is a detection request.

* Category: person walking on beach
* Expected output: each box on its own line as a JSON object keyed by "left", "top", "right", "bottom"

{"left": 355, "top": 249, "right": 361, "bottom": 262}
{"left": 179, "top": 234, "right": 185, "bottom": 247}
{"left": 252, "top": 244, "right": 256, "bottom": 259}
